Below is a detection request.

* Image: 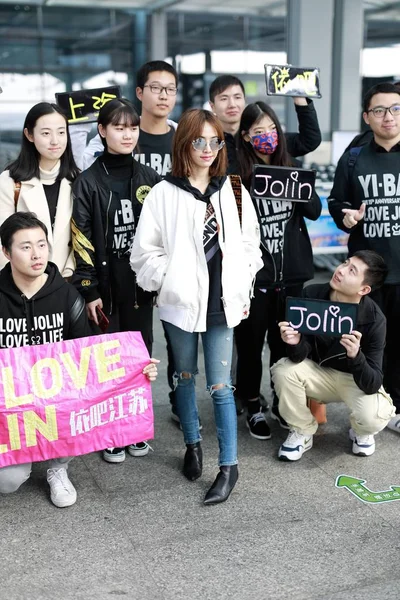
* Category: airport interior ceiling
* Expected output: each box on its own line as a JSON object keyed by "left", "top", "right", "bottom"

{"left": 0, "top": 0, "right": 399, "bottom": 74}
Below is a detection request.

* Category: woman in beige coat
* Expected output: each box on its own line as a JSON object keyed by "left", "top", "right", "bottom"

{"left": 0, "top": 102, "right": 79, "bottom": 276}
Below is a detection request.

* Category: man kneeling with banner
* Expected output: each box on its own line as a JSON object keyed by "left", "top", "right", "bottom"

{"left": 271, "top": 250, "right": 395, "bottom": 461}
{"left": 0, "top": 213, "right": 158, "bottom": 507}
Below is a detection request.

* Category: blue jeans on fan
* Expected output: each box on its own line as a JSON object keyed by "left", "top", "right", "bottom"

{"left": 162, "top": 321, "right": 237, "bottom": 466}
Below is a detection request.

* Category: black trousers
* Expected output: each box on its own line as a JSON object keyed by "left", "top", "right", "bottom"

{"left": 371, "top": 283, "right": 400, "bottom": 411}
{"left": 235, "top": 284, "right": 303, "bottom": 404}
{"left": 108, "top": 257, "right": 154, "bottom": 355}
{"left": 162, "top": 321, "right": 176, "bottom": 404}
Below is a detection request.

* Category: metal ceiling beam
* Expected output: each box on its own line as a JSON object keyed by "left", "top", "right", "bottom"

{"left": 145, "top": 0, "right": 185, "bottom": 11}
{"left": 365, "top": 0, "right": 400, "bottom": 14}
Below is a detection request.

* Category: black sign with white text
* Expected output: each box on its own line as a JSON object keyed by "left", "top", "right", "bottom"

{"left": 252, "top": 165, "right": 316, "bottom": 203}
{"left": 285, "top": 297, "right": 358, "bottom": 338}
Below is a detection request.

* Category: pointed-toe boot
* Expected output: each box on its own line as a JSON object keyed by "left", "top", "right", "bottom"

{"left": 203, "top": 465, "right": 238, "bottom": 505}
{"left": 183, "top": 442, "right": 203, "bottom": 481}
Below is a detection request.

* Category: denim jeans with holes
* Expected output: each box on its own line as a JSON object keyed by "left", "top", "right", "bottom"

{"left": 162, "top": 321, "right": 237, "bottom": 466}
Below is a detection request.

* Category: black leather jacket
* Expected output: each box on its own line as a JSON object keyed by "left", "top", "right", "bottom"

{"left": 71, "top": 157, "right": 161, "bottom": 313}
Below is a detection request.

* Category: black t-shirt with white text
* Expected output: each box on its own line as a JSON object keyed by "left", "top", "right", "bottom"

{"left": 135, "top": 127, "right": 174, "bottom": 177}
{"left": 328, "top": 140, "right": 400, "bottom": 284}
{"left": 101, "top": 153, "right": 135, "bottom": 256}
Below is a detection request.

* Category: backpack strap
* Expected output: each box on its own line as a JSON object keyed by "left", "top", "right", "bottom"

{"left": 348, "top": 146, "right": 362, "bottom": 175}
{"left": 229, "top": 174, "right": 242, "bottom": 229}
{"left": 14, "top": 182, "right": 21, "bottom": 210}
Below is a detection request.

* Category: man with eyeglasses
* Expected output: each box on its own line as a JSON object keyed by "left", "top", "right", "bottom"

{"left": 70, "top": 60, "right": 179, "bottom": 176}
{"left": 208, "top": 74, "right": 322, "bottom": 175}
{"left": 344, "top": 81, "right": 400, "bottom": 152}
{"left": 328, "top": 82, "right": 400, "bottom": 432}
{"left": 134, "top": 61, "right": 178, "bottom": 176}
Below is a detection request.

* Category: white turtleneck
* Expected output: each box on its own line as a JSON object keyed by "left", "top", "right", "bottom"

{"left": 39, "top": 160, "right": 60, "bottom": 186}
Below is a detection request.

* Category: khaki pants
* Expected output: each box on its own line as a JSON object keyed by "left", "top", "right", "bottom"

{"left": 271, "top": 358, "right": 395, "bottom": 436}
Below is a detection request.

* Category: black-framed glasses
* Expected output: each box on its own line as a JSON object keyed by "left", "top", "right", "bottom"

{"left": 192, "top": 137, "right": 225, "bottom": 152}
{"left": 367, "top": 105, "right": 400, "bottom": 118}
{"left": 143, "top": 84, "right": 178, "bottom": 96}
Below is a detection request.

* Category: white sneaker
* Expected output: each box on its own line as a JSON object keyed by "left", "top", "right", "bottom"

{"left": 102, "top": 447, "right": 126, "bottom": 463}
{"left": 349, "top": 428, "right": 375, "bottom": 456}
{"left": 47, "top": 468, "right": 77, "bottom": 508}
{"left": 127, "top": 441, "right": 152, "bottom": 457}
{"left": 278, "top": 430, "right": 313, "bottom": 461}
{"left": 387, "top": 414, "right": 400, "bottom": 433}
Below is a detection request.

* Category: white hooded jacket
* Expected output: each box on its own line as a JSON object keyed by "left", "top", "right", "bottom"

{"left": 130, "top": 177, "right": 263, "bottom": 333}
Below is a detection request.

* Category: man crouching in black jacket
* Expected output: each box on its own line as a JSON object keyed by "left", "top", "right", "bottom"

{"left": 0, "top": 212, "right": 90, "bottom": 507}
{"left": 0, "top": 212, "right": 158, "bottom": 506}
{"left": 271, "top": 250, "right": 395, "bottom": 461}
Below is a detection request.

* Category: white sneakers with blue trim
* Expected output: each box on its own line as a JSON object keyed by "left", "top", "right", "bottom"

{"left": 278, "top": 430, "right": 313, "bottom": 461}
{"left": 349, "top": 428, "right": 375, "bottom": 456}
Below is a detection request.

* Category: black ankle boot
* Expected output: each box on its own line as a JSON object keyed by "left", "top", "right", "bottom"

{"left": 183, "top": 442, "right": 203, "bottom": 481}
{"left": 203, "top": 465, "right": 238, "bottom": 505}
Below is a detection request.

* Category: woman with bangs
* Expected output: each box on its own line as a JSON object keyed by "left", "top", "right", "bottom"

{"left": 0, "top": 102, "right": 79, "bottom": 277}
{"left": 130, "top": 109, "right": 262, "bottom": 505}
{"left": 71, "top": 98, "right": 161, "bottom": 464}
{"left": 234, "top": 101, "right": 321, "bottom": 438}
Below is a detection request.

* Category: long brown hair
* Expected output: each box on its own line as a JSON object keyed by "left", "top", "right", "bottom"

{"left": 171, "top": 109, "right": 227, "bottom": 178}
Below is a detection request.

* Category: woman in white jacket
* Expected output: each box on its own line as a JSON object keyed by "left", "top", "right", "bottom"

{"left": 131, "top": 109, "right": 262, "bottom": 505}
{"left": 0, "top": 102, "right": 79, "bottom": 277}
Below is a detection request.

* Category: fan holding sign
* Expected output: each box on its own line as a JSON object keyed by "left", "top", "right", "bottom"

{"left": 233, "top": 101, "right": 321, "bottom": 440}
{"left": 0, "top": 213, "right": 159, "bottom": 508}
{"left": 271, "top": 250, "right": 395, "bottom": 462}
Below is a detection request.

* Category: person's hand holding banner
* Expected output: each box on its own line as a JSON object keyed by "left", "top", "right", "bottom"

{"left": 143, "top": 358, "right": 160, "bottom": 382}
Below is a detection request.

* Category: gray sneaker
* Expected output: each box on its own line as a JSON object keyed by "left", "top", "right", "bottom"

{"left": 127, "top": 442, "right": 152, "bottom": 457}
{"left": 102, "top": 447, "right": 126, "bottom": 463}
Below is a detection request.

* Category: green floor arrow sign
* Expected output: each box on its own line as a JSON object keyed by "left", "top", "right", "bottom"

{"left": 336, "top": 475, "right": 400, "bottom": 504}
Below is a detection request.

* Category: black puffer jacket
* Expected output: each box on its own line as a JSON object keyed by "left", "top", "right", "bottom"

{"left": 286, "top": 283, "right": 386, "bottom": 394}
{"left": 71, "top": 158, "right": 161, "bottom": 313}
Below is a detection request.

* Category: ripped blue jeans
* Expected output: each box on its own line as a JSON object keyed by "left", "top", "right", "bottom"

{"left": 162, "top": 321, "right": 237, "bottom": 466}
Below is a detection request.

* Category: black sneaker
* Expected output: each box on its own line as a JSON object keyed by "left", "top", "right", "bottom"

{"left": 270, "top": 405, "right": 290, "bottom": 430}
{"left": 246, "top": 410, "right": 271, "bottom": 440}
{"left": 171, "top": 406, "right": 203, "bottom": 431}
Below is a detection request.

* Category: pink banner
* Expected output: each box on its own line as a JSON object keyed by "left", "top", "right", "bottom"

{"left": 0, "top": 332, "right": 153, "bottom": 467}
